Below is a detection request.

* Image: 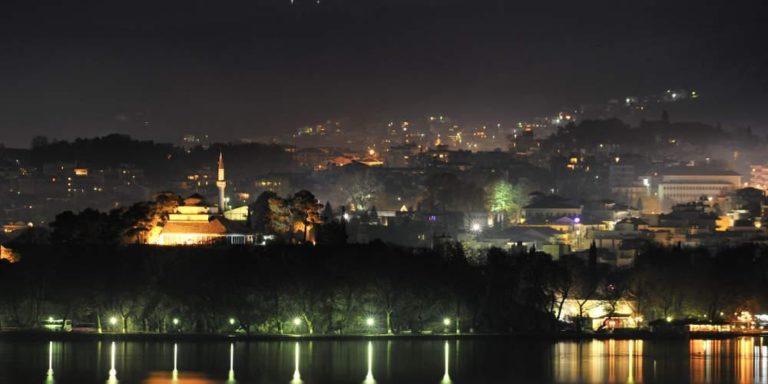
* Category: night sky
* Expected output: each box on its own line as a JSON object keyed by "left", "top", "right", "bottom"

{"left": 1, "top": 0, "right": 766, "bottom": 147}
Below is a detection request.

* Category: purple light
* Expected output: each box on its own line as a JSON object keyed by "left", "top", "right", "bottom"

{"left": 574, "top": 217, "right": 581, "bottom": 224}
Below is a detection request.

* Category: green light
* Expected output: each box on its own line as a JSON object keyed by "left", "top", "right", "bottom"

{"left": 293, "top": 317, "right": 302, "bottom": 326}
{"left": 109, "top": 316, "right": 117, "bottom": 325}
{"left": 229, "top": 318, "right": 236, "bottom": 325}
{"left": 366, "top": 317, "right": 375, "bottom": 326}
{"left": 173, "top": 318, "right": 180, "bottom": 325}
{"left": 443, "top": 318, "right": 451, "bottom": 326}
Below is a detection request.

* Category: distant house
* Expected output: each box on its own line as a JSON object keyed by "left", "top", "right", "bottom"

{"left": 589, "top": 218, "right": 651, "bottom": 267}
{"left": 522, "top": 194, "right": 582, "bottom": 224}
{"left": 556, "top": 298, "right": 640, "bottom": 331}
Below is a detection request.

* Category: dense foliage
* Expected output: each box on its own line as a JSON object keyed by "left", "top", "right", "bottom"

{"left": 2, "top": 241, "right": 767, "bottom": 335}
{"left": 0, "top": 243, "right": 561, "bottom": 334}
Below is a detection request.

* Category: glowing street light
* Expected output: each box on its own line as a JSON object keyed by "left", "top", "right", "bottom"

{"left": 366, "top": 317, "right": 375, "bottom": 327}
{"left": 443, "top": 318, "right": 451, "bottom": 326}
{"left": 229, "top": 318, "right": 236, "bottom": 325}
{"left": 109, "top": 316, "right": 118, "bottom": 326}
{"left": 173, "top": 318, "right": 180, "bottom": 326}
{"left": 293, "top": 317, "right": 302, "bottom": 326}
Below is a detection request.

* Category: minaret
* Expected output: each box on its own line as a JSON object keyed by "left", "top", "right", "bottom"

{"left": 216, "top": 152, "right": 227, "bottom": 213}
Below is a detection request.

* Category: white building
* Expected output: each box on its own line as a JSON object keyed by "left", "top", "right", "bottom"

{"left": 658, "top": 168, "right": 741, "bottom": 211}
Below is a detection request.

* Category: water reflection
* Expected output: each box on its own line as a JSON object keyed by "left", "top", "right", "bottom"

{"left": 46, "top": 341, "right": 54, "bottom": 383}
{"left": 440, "top": 341, "right": 452, "bottom": 384}
{"left": 627, "top": 340, "right": 634, "bottom": 384}
{"left": 688, "top": 337, "right": 768, "bottom": 384}
{"left": 227, "top": 343, "right": 236, "bottom": 383}
{"left": 107, "top": 341, "right": 118, "bottom": 383}
{"left": 20, "top": 338, "right": 768, "bottom": 383}
{"left": 363, "top": 341, "right": 376, "bottom": 384}
{"left": 553, "top": 339, "right": 643, "bottom": 383}
{"left": 172, "top": 343, "right": 178, "bottom": 381}
{"left": 291, "top": 342, "right": 302, "bottom": 384}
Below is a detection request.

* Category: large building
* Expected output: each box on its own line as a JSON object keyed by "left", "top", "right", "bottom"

{"left": 658, "top": 167, "right": 741, "bottom": 211}
{"left": 149, "top": 155, "right": 258, "bottom": 246}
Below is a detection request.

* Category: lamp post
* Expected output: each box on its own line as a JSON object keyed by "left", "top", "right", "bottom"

{"left": 293, "top": 317, "right": 303, "bottom": 335}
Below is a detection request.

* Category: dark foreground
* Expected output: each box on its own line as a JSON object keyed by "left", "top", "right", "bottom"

{"left": 2, "top": 337, "right": 768, "bottom": 383}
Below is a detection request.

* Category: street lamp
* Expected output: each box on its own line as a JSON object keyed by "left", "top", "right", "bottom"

{"left": 366, "top": 317, "right": 375, "bottom": 327}
{"left": 229, "top": 318, "right": 236, "bottom": 325}
{"left": 293, "top": 317, "right": 302, "bottom": 326}
{"left": 443, "top": 318, "right": 451, "bottom": 326}
{"left": 173, "top": 318, "right": 180, "bottom": 326}
{"left": 109, "top": 316, "right": 118, "bottom": 326}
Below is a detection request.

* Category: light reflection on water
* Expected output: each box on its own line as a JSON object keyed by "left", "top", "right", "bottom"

{"left": 291, "top": 342, "right": 302, "bottom": 384}
{"left": 553, "top": 339, "right": 644, "bottom": 383}
{"left": 552, "top": 337, "right": 768, "bottom": 384}
{"left": 10, "top": 337, "right": 768, "bottom": 383}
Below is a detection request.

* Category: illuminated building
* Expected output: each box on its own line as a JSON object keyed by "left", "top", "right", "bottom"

{"left": 658, "top": 167, "right": 741, "bottom": 211}
{"left": 556, "top": 298, "right": 640, "bottom": 330}
{"left": 216, "top": 152, "right": 227, "bottom": 213}
{"left": 750, "top": 165, "right": 768, "bottom": 190}
{"left": 152, "top": 194, "right": 256, "bottom": 246}
{"left": 150, "top": 155, "right": 257, "bottom": 246}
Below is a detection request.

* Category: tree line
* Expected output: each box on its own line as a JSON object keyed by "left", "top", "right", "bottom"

{"left": 2, "top": 239, "right": 768, "bottom": 334}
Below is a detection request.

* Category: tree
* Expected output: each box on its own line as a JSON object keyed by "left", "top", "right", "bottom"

{"left": 339, "top": 171, "right": 383, "bottom": 211}
{"left": 321, "top": 201, "right": 334, "bottom": 223}
{"left": 267, "top": 197, "right": 292, "bottom": 237}
{"left": 291, "top": 190, "right": 322, "bottom": 243}
{"left": 422, "top": 173, "right": 484, "bottom": 212}
{"left": 50, "top": 209, "right": 120, "bottom": 245}
{"left": 30, "top": 136, "right": 49, "bottom": 149}
{"left": 485, "top": 180, "right": 527, "bottom": 227}
{"left": 250, "top": 191, "right": 278, "bottom": 232}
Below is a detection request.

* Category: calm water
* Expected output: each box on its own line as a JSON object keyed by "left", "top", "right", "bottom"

{"left": 2, "top": 338, "right": 768, "bottom": 383}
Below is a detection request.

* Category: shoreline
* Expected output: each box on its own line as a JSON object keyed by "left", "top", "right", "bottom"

{"left": 0, "top": 330, "right": 760, "bottom": 342}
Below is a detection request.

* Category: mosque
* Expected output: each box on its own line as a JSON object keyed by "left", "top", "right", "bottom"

{"left": 150, "top": 153, "right": 258, "bottom": 246}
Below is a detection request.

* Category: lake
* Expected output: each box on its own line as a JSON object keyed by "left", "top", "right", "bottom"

{"left": 1, "top": 337, "right": 767, "bottom": 383}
